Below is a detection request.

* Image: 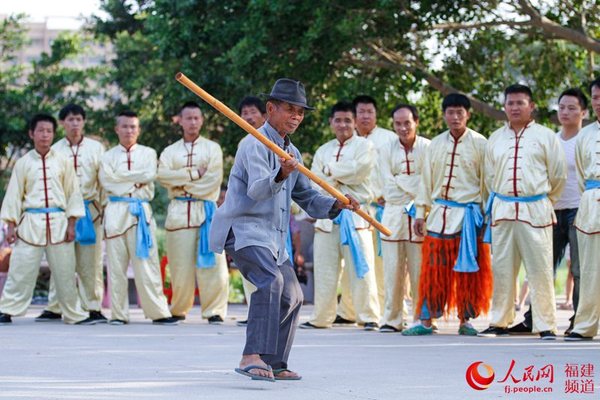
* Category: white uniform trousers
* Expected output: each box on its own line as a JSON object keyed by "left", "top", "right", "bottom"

{"left": 242, "top": 276, "right": 256, "bottom": 305}
{"left": 372, "top": 231, "right": 385, "bottom": 314}
{"left": 571, "top": 232, "right": 600, "bottom": 337}
{"left": 47, "top": 219, "right": 104, "bottom": 313}
{"left": 336, "top": 264, "right": 356, "bottom": 321}
{"left": 166, "top": 228, "right": 229, "bottom": 318}
{"left": 381, "top": 240, "right": 422, "bottom": 329}
{"left": 489, "top": 221, "right": 556, "bottom": 332}
{"left": 106, "top": 224, "right": 171, "bottom": 321}
{"left": 0, "top": 240, "right": 88, "bottom": 323}
{"left": 309, "top": 227, "right": 380, "bottom": 327}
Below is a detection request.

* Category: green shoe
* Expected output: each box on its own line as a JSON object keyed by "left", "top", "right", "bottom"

{"left": 401, "top": 324, "right": 433, "bottom": 336}
{"left": 458, "top": 323, "right": 478, "bottom": 336}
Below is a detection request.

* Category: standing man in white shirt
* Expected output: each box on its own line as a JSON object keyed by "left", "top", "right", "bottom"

{"left": 37, "top": 104, "right": 107, "bottom": 323}
{"left": 157, "top": 101, "right": 228, "bottom": 324}
{"left": 566, "top": 77, "right": 600, "bottom": 341}
{"left": 479, "top": 84, "right": 566, "bottom": 340}
{"left": 509, "top": 88, "right": 587, "bottom": 336}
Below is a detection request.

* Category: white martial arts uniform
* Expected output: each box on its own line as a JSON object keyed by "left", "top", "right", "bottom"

{"left": 0, "top": 149, "right": 88, "bottom": 323}
{"left": 486, "top": 121, "right": 567, "bottom": 332}
{"left": 99, "top": 144, "right": 171, "bottom": 322}
{"left": 157, "top": 136, "right": 228, "bottom": 319}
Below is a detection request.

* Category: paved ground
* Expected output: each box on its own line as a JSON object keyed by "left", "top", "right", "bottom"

{"left": 1, "top": 303, "right": 597, "bottom": 400}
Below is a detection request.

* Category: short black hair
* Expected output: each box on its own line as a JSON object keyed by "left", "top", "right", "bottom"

{"left": 330, "top": 101, "right": 355, "bottom": 118}
{"left": 352, "top": 95, "right": 377, "bottom": 111}
{"left": 589, "top": 77, "right": 600, "bottom": 93}
{"left": 504, "top": 84, "right": 534, "bottom": 102}
{"left": 179, "top": 101, "right": 202, "bottom": 115}
{"left": 442, "top": 93, "right": 471, "bottom": 112}
{"left": 29, "top": 113, "right": 57, "bottom": 132}
{"left": 238, "top": 96, "right": 266, "bottom": 114}
{"left": 558, "top": 88, "right": 588, "bottom": 109}
{"left": 391, "top": 104, "right": 419, "bottom": 121}
{"left": 58, "top": 103, "right": 86, "bottom": 120}
{"left": 118, "top": 110, "right": 138, "bottom": 118}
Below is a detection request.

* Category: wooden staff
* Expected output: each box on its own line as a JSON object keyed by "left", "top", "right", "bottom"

{"left": 175, "top": 72, "right": 392, "bottom": 236}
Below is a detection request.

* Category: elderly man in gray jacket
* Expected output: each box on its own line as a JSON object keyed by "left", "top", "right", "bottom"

{"left": 210, "top": 79, "right": 358, "bottom": 382}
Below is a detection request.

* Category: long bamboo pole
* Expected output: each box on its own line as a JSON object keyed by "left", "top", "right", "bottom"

{"left": 175, "top": 72, "right": 392, "bottom": 237}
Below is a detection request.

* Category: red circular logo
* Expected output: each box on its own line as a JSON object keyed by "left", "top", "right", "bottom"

{"left": 466, "top": 361, "right": 495, "bottom": 390}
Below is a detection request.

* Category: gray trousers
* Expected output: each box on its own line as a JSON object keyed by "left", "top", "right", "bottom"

{"left": 225, "top": 231, "right": 303, "bottom": 370}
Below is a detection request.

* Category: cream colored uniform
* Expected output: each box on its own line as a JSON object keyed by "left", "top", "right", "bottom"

{"left": 486, "top": 122, "right": 566, "bottom": 332}
{"left": 157, "top": 136, "right": 228, "bottom": 319}
{"left": 99, "top": 144, "right": 171, "bottom": 322}
{"left": 0, "top": 149, "right": 88, "bottom": 323}
{"left": 380, "top": 135, "right": 430, "bottom": 329}
{"left": 308, "top": 135, "right": 380, "bottom": 327}
{"left": 46, "top": 137, "right": 105, "bottom": 314}
{"left": 572, "top": 121, "right": 600, "bottom": 337}
{"left": 338, "top": 127, "right": 396, "bottom": 320}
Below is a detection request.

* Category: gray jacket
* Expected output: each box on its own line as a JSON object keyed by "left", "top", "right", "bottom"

{"left": 209, "top": 121, "right": 337, "bottom": 264}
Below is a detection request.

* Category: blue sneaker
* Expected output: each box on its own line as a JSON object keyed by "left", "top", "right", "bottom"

{"left": 401, "top": 324, "right": 433, "bottom": 336}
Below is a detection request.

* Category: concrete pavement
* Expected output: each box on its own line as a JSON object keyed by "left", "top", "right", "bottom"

{"left": 0, "top": 304, "right": 597, "bottom": 400}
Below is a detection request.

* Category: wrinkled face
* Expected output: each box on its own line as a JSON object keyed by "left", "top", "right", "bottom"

{"left": 267, "top": 101, "right": 305, "bottom": 135}
{"left": 393, "top": 107, "right": 418, "bottom": 146}
{"left": 592, "top": 85, "right": 600, "bottom": 121}
{"left": 355, "top": 102, "right": 377, "bottom": 135}
{"left": 330, "top": 111, "right": 355, "bottom": 143}
{"left": 179, "top": 107, "right": 203, "bottom": 139}
{"left": 29, "top": 121, "right": 55, "bottom": 152}
{"left": 241, "top": 105, "right": 266, "bottom": 129}
{"left": 115, "top": 116, "right": 140, "bottom": 147}
{"left": 60, "top": 113, "right": 85, "bottom": 141}
{"left": 558, "top": 95, "right": 586, "bottom": 127}
{"left": 443, "top": 106, "right": 470, "bottom": 134}
{"left": 504, "top": 92, "right": 535, "bottom": 126}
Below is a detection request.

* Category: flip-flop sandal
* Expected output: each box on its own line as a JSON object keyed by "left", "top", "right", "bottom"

{"left": 273, "top": 368, "right": 302, "bottom": 380}
{"left": 234, "top": 364, "right": 275, "bottom": 382}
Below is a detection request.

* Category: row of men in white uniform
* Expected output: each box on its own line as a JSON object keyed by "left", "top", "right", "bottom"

{"left": 1, "top": 81, "right": 600, "bottom": 341}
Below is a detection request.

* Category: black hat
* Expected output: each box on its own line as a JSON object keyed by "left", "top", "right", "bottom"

{"left": 263, "top": 78, "right": 314, "bottom": 110}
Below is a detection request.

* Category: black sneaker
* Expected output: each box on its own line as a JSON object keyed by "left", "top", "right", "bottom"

{"left": 508, "top": 321, "right": 534, "bottom": 334}
{"left": 364, "top": 322, "right": 379, "bottom": 331}
{"left": 379, "top": 324, "right": 400, "bottom": 333}
{"left": 333, "top": 315, "right": 356, "bottom": 325}
{"left": 236, "top": 319, "right": 248, "bottom": 327}
{"left": 75, "top": 316, "right": 98, "bottom": 325}
{"left": 299, "top": 321, "right": 325, "bottom": 329}
{"left": 0, "top": 313, "right": 12, "bottom": 324}
{"left": 35, "top": 310, "right": 62, "bottom": 322}
{"left": 539, "top": 331, "right": 556, "bottom": 340}
{"left": 89, "top": 311, "right": 108, "bottom": 323}
{"left": 172, "top": 315, "right": 186, "bottom": 321}
{"left": 564, "top": 332, "right": 593, "bottom": 341}
{"left": 153, "top": 317, "right": 180, "bottom": 326}
{"left": 208, "top": 315, "right": 224, "bottom": 325}
{"left": 109, "top": 319, "right": 128, "bottom": 325}
{"left": 478, "top": 326, "right": 510, "bottom": 337}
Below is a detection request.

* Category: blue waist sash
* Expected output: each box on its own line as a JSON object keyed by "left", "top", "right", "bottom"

{"left": 433, "top": 199, "right": 483, "bottom": 273}
{"left": 585, "top": 180, "right": 600, "bottom": 191}
{"left": 25, "top": 207, "right": 64, "bottom": 213}
{"left": 174, "top": 197, "right": 216, "bottom": 268}
{"left": 483, "top": 192, "right": 547, "bottom": 243}
{"left": 333, "top": 209, "right": 369, "bottom": 279}
{"left": 370, "top": 202, "right": 384, "bottom": 257}
{"left": 75, "top": 200, "right": 97, "bottom": 245}
{"left": 109, "top": 196, "right": 152, "bottom": 259}
{"left": 404, "top": 201, "right": 416, "bottom": 218}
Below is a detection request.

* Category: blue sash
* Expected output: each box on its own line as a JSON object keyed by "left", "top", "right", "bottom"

{"left": 333, "top": 209, "right": 369, "bottom": 279}
{"left": 434, "top": 199, "right": 483, "bottom": 273}
{"left": 370, "top": 202, "right": 384, "bottom": 257}
{"left": 405, "top": 201, "right": 416, "bottom": 218}
{"left": 174, "top": 197, "right": 216, "bottom": 268}
{"left": 585, "top": 180, "right": 600, "bottom": 191}
{"left": 75, "top": 200, "right": 97, "bottom": 245}
{"left": 25, "top": 207, "right": 64, "bottom": 214}
{"left": 483, "top": 192, "right": 547, "bottom": 243}
{"left": 286, "top": 228, "right": 294, "bottom": 265}
{"left": 109, "top": 196, "right": 152, "bottom": 259}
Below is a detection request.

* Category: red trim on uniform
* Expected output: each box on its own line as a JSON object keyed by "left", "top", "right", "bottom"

{"left": 335, "top": 141, "right": 344, "bottom": 162}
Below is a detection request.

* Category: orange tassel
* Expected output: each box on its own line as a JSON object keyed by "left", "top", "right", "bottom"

{"left": 416, "top": 236, "right": 493, "bottom": 320}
